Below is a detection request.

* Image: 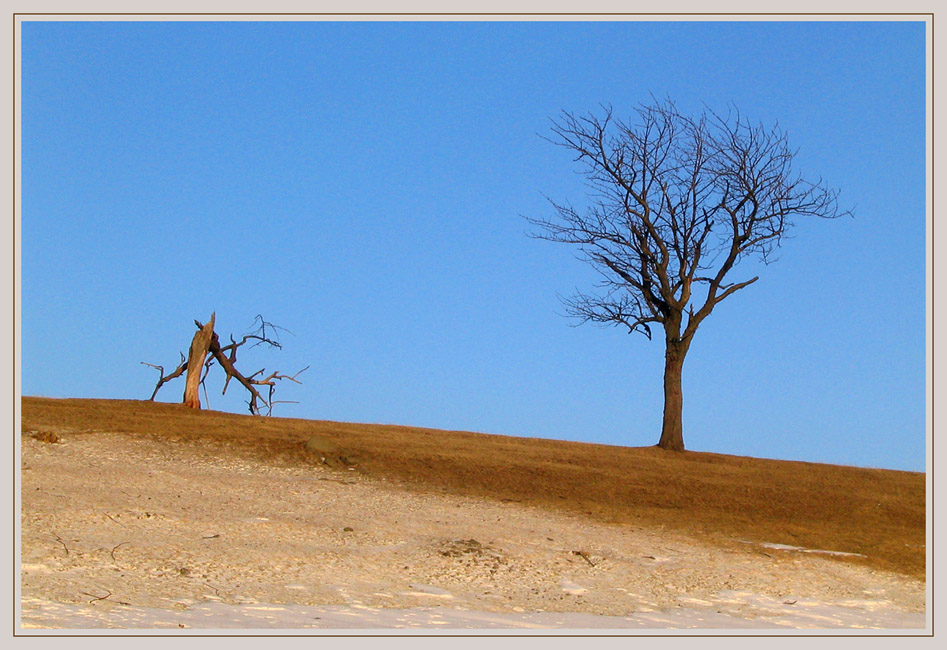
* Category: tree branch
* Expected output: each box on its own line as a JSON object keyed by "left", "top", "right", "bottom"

{"left": 140, "top": 352, "right": 187, "bottom": 401}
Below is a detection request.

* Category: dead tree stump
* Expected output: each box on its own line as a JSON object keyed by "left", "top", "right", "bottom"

{"left": 143, "top": 313, "right": 306, "bottom": 415}
{"left": 183, "top": 313, "right": 216, "bottom": 409}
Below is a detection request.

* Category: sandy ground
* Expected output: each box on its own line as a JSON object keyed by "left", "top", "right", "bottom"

{"left": 18, "top": 431, "right": 928, "bottom": 632}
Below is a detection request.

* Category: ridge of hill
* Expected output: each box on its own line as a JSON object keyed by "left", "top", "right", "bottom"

{"left": 19, "top": 396, "right": 925, "bottom": 579}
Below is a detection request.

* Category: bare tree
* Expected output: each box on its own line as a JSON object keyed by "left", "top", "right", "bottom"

{"left": 527, "top": 99, "right": 849, "bottom": 451}
{"left": 142, "top": 313, "right": 308, "bottom": 416}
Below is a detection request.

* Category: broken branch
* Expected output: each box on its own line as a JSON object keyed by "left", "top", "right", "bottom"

{"left": 141, "top": 352, "right": 188, "bottom": 401}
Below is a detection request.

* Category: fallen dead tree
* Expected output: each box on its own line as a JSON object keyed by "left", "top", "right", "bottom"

{"left": 142, "top": 312, "right": 308, "bottom": 415}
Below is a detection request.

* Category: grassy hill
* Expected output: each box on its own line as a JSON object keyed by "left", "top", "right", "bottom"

{"left": 20, "top": 396, "right": 926, "bottom": 579}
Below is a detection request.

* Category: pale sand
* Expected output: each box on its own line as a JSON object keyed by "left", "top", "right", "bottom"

{"left": 18, "top": 431, "right": 927, "bottom": 632}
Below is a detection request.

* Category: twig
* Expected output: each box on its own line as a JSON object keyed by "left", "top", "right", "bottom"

{"left": 572, "top": 550, "right": 596, "bottom": 567}
{"left": 51, "top": 532, "right": 69, "bottom": 556}
{"left": 81, "top": 589, "right": 131, "bottom": 606}
{"left": 110, "top": 542, "right": 130, "bottom": 562}
{"left": 81, "top": 589, "right": 111, "bottom": 603}
{"left": 104, "top": 513, "right": 126, "bottom": 528}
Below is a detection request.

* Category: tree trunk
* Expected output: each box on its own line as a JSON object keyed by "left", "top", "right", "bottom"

{"left": 657, "top": 339, "right": 687, "bottom": 451}
{"left": 183, "top": 313, "right": 216, "bottom": 409}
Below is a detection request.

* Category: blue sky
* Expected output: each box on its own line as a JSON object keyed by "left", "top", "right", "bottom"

{"left": 19, "top": 19, "right": 928, "bottom": 471}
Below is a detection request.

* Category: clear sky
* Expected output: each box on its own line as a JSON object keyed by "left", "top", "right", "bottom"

{"left": 18, "top": 18, "right": 928, "bottom": 472}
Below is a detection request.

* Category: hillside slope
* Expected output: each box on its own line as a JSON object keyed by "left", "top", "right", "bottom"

{"left": 19, "top": 397, "right": 926, "bottom": 579}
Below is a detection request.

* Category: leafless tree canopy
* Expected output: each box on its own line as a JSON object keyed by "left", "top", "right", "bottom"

{"left": 529, "top": 99, "right": 847, "bottom": 341}
{"left": 528, "top": 99, "right": 849, "bottom": 450}
{"left": 142, "top": 314, "right": 308, "bottom": 416}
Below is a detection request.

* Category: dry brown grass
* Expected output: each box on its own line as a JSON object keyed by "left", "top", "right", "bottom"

{"left": 20, "top": 396, "right": 926, "bottom": 579}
